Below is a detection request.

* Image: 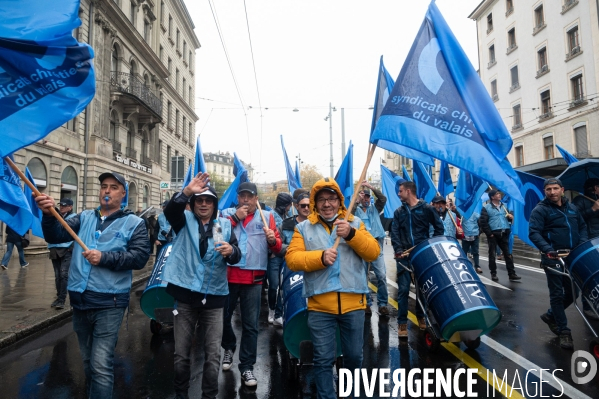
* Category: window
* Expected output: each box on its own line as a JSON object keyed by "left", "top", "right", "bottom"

{"left": 183, "top": 41, "right": 187, "bottom": 61}
{"left": 506, "top": 0, "right": 514, "bottom": 15}
{"left": 167, "top": 101, "right": 172, "bottom": 128}
{"left": 176, "top": 29, "right": 180, "bottom": 50}
{"left": 491, "top": 79, "right": 498, "bottom": 100}
{"left": 534, "top": 5, "right": 544, "bottom": 28}
{"left": 189, "top": 122, "right": 193, "bottom": 143}
{"left": 157, "top": 140, "right": 162, "bottom": 164}
{"left": 540, "top": 90, "right": 551, "bottom": 115}
{"left": 130, "top": 2, "right": 136, "bottom": 27}
{"left": 144, "top": 20, "right": 150, "bottom": 42}
{"left": 175, "top": 68, "right": 179, "bottom": 91}
{"left": 159, "top": 45, "right": 163, "bottom": 62}
{"left": 487, "top": 13, "right": 493, "bottom": 32}
{"left": 488, "top": 45, "right": 496, "bottom": 65}
{"left": 574, "top": 125, "right": 588, "bottom": 157}
{"left": 182, "top": 78, "right": 186, "bottom": 98}
{"left": 515, "top": 146, "right": 524, "bottom": 166}
{"left": 189, "top": 51, "right": 193, "bottom": 69}
{"left": 160, "top": 1, "right": 164, "bottom": 24}
{"left": 111, "top": 46, "right": 119, "bottom": 73}
{"left": 571, "top": 74, "right": 584, "bottom": 101}
{"left": 507, "top": 28, "right": 516, "bottom": 50}
{"left": 166, "top": 145, "right": 171, "bottom": 172}
{"left": 168, "top": 15, "right": 172, "bottom": 37}
{"left": 543, "top": 136, "right": 554, "bottom": 159}
{"left": 63, "top": 118, "right": 76, "bottom": 131}
{"left": 189, "top": 86, "right": 192, "bottom": 105}
{"left": 182, "top": 116, "right": 186, "bottom": 140}
{"left": 109, "top": 111, "right": 117, "bottom": 142}
{"left": 567, "top": 26, "right": 580, "bottom": 54}
{"left": 537, "top": 47, "right": 547, "bottom": 70}
{"left": 175, "top": 109, "right": 179, "bottom": 134}
{"left": 512, "top": 104, "right": 521, "bottom": 128}
{"left": 510, "top": 65, "right": 519, "bottom": 90}
{"left": 167, "top": 58, "right": 172, "bottom": 79}
{"left": 143, "top": 186, "right": 149, "bottom": 209}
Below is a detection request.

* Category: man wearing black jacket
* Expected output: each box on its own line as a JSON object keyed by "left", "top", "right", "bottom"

{"left": 529, "top": 178, "right": 588, "bottom": 349}
{"left": 36, "top": 171, "right": 150, "bottom": 398}
{"left": 391, "top": 181, "right": 444, "bottom": 339}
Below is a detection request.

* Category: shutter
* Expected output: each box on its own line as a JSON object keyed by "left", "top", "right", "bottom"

{"left": 575, "top": 126, "right": 588, "bottom": 156}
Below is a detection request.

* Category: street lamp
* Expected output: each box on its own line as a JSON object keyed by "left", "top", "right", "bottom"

{"left": 325, "top": 103, "right": 337, "bottom": 177}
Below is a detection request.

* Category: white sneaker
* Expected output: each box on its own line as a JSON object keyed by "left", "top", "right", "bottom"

{"left": 273, "top": 317, "right": 283, "bottom": 327}
{"left": 241, "top": 369, "right": 257, "bottom": 387}
{"left": 268, "top": 309, "right": 275, "bottom": 324}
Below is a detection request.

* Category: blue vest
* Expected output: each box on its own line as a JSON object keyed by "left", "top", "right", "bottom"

{"left": 355, "top": 205, "right": 386, "bottom": 239}
{"left": 429, "top": 210, "right": 457, "bottom": 238}
{"left": 69, "top": 210, "right": 143, "bottom": 294}
{"left": 462, "top": 212, "right": 480, "bottom": 237}
{"left": 48, "top": 212, "right": 77, "bottom": 248}
{"left": 222, "top": 208, "right": 271, "bottom": 271}
{"left": 157, "top": 213, "right": 174, "bottom": 241}
{"left": 484, "top": 203, "right": 511, "bottom": 231}
{"left": 162, "top": 212, "right": 231, "bottom": 295}
{"left": 296, "top": 217, "right": 368, "bottom": 297}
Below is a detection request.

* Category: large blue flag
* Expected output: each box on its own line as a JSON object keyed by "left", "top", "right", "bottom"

{"left": 218, "top": 172, "right": 244, "bottom": 211}
{"left": 511, "top": 171, "right": 545, "bottom": 248}
{"left": 455, "top": 170, "right": 488, "bottom": 219}
{"left": 0, "top": 156, "right": 34, "bottom": 235}
{"left": 556, "top": 144, "right": 579, "bottom": 165}
{"left": 232, "top": 152, "right": 248, "bottom": 183}
{"left": 370, "top": 56, "right": 434, "bottom": 166}
{"left": 402, "top": 165, "right": 412, "bottom": 182}
{"left": 24, "top": 167, "right": 43, "bottom": 238}
{"left": 437, "top": 161, "right": 453, "bottom": 197}
{"left": 335, "top": 141, "right": 354, "bottom": 208}
{"left": 0, "top": 0, "right": 95, "bottom": 158}
{"left": 381, "top": 164, "right": 405, "bottom": 218}
{"left": 370, "top": 1, "right": 522, "bottom": 203}
{"left": 194, "top": 135, "right": 207, "bottom": 175}
{"left": 413, "top": 161, "right": 436, "bottom": 203}
{"left": 281, "top": 135, "right": 302, "bottom": 194}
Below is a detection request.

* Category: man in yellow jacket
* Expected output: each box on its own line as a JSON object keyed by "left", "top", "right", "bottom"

{"left": 286, "top": 178, "right": 380, "bottom": 399}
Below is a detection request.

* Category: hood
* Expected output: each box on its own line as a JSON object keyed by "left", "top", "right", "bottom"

{"left": 307, "top": 177, "right": 354, "bottom": 224}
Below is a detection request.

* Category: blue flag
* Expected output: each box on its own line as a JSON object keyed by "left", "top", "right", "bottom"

{"left": 556, "top": 144, "right": 579, "bottom": 165}
{"left": 511, "top": 171, "right": 545, "bottom": 248}
{"left": 370, "top": 56, "right": 434, "bottom": 166}
{"left": 295, "top": 161, "right": 302, "bottom": 187}
{"left": 182, "top": 163, "right": 193, "bottom": 188}
{"left": 402, "top": 165, "right": 412, "bottom": 182}
{"left": 24, "top": 167, "right": 43, "bottom": 238}
{"left": 455, "top": 171, "right": 488, "bottom": 219}
{"left": 121, "top": 182, "right": 129, "bottom": 210}
{"left": 437, "top": 161, "right": 453, "bottom": 197}
{"left": 370, "top": 1, "right": 522, "bottom": 203}
{"left": 194, "top": 135, "right": 207, "bottom": 175}
{"left": 0, "top": 0, "right": 95, "bottom": 158}
{"left": 232, "top": 153, "right": 248, "bottom": 183}
{"left": 335, "top": 141, "right": 354, "bottom": 208}
{"left": 413, "top": 161, "right": 436, "bottom": 203}
{"left": 281, "top": 135, "right": 302, "bottom": 194}
{"left": 0, "top": 156, "right": 34, "bottom": 235}
{"left": 218, "top": 172, "right": 244, "bottom": 211}
{"left": 381, "top": 164, "right": 405, "bottom": 218}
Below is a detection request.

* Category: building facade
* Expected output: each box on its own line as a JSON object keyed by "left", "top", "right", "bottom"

{"left": 469, "top": 0, "right": 599, "bottom": 177}
{"left": 15, "top": 0, "right": 199, "bottom": 217}
{"left": 204, "top": 151, "right": 254, "bottom": 183}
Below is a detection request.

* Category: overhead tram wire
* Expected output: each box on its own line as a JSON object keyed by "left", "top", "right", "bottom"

{"left": 208, "top": 0, "right": 252, "bottom": 162}
{"left": 242, "top": 0, "right": 264, "bottom": 179}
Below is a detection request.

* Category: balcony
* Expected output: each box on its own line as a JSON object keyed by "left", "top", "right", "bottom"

{"left": 574, "top": 150, "right": 591, "bottom": 159}
{"left": 536, "top": 65, "right": 549, "bottom": 78}
{"left": 126, "top": 147, "right": 137, "bottom": 160}
{"left": 509, "top": 83, "right": 520, "bottom": 93}
{"left": 505, "top": 6, "right": 514, "bottom": 17}
{"left": 140, "top": 153, "right": 152, "bottom": 166}
{"left": 492, "top": 94, "right": 499, "bottom": 102}
{"left": 533, "top": 23, "right": 546, "bottom": 35}
{"left": 487, "top": 59, "right": 496, "bottom": 69}
{"left": 506, "top": 43, "right": 518, "bottom": 55}
{"left": 111, "top": 140, "right": 122, "bottom": 153}
{"left": 538, "top": 112, "right": 554, "bottom": 122}
{"left": 110, "top": 72, "right": 163, "bottom": 120}
{"left": 565, "top": 46, "right": 582, "bottom": 62}
{"left": 511, "top": 123, "right": 523, "bottom": 132}
{"left": 562, "top": 0, "right": 578, "bottom": 14}
{"left": 568, "top": 96, "right": 588, "bottom": 110}
{"left": 487, "top": 27, "right": 493, "bottom": 34}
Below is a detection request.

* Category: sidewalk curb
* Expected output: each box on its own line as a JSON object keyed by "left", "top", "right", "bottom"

{"left": 0, "top": 270, "right": 152, "bottom": 351}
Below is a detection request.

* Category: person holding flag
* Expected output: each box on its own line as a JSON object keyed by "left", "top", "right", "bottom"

{"left": 353, "top": 180, "right": 389, "bottom": 316}
{"left": 47, "top": 198, "right": 76, "bottom": 309}
{"left": 35, "top": 171, "right": 150, "bottom": 398}
{"left": 431, "top": 195, "right": 461, "bottom": 238}
{"left": 391, "top": 181, "right": 444, "bottom": 338}
{"left": 479, "top": 189, "right": 521, "bottom": 282}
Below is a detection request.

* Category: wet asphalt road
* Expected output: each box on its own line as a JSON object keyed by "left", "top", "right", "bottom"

{"left": 0, "top": 243, "right": 598, "bottom": 399}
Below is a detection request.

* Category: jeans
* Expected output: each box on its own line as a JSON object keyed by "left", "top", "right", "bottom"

{"left": 544, "top": 263, "right": 578, "bottom": 334}
{"left": 221, "top": 283, "right": 261, "bottom": 372}
{"left": 72, "top": 307, "right": 126, "bottom": 399}
{"left": 308, "top": 310, "right": 365, "bottom": 399}
{"left": 174, "top": 302, "right": 223, "bottom": 399}
{"left": 52, "top": 251, "right": 72, "bottom": 302}
{"left": 267, "top": 256, "right": 284, "bottom": 318}
{"left": 365, "top": 237, "right": 388, "bottom": 307}
{"left": 396, "top": 259, "right": 424, "bottom": 325}
{"left": 487, "top": 231, "right": 515, "bottom": 275}
{"left": 461, "top": 237, "right": 480, "bottom": 268}
{"left": 1, "top": 241, "right": 27, "bottom": 267}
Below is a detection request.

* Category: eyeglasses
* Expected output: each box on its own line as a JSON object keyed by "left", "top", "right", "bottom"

{"left": 299, "top": 204, "right": 310, "bottom": 209}
{"left": 195, "top": 198, "right": 213, "bottom": 205}
{"left": 316, "top": 197, "right": 339, "bottom": 205}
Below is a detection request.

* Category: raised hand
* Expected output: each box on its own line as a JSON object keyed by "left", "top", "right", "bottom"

{"left": 183, "top": 172, "right": 210, "bottom": 196}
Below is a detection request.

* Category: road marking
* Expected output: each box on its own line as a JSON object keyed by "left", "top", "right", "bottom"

{"left": 370, "top": 280, "right": 592, "bottom": 399}
{"left": 377, "top": 274, "right": 511, "bottom": 292}
{"left": 479, "top": 256, "right": 544, "bottom": 275}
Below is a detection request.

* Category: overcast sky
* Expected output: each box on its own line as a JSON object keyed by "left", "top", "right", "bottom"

{"left": 186, "top": 0, "right": 482, "bottom": 184}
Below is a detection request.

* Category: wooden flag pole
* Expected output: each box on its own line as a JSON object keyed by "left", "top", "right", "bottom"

{"left": 436, "top": 191, "right": 459, "bottom": 230}
{"left": 583, "top": 194, "right": 599, "bottom": 204}
{"left": 5, "top": 157, "right": 89, "bottom": 251}
{"left": 256, "top": 200, "right": 269, "bottom": 227}
{"left": 486, "top": 183, "right": 510, "bottom": 217}
{"left": 332, "top": 143, "right": 377, "bottom": 250}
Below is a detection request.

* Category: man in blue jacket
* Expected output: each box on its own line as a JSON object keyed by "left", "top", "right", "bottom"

{"left": 36, "top": 171, "right": 150, "bottom": 398}
{"left": 529, "top": 178, "right": 588, "bottom": 349}
{"left": 162, "top": 172, "right": 241, "bottom": 399}
{"left": 461, "top": 212, "right": 482, "bottom": 274}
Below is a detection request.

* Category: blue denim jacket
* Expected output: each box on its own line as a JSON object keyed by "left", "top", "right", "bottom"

{"left": 355, "top": 205, "right": 386, "bottom": 239}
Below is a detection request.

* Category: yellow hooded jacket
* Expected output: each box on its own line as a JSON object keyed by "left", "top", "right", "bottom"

{"left": 285, "top": 178, "right": 380, "bottom": 314}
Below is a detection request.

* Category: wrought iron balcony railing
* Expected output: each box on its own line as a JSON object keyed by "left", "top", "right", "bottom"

{"left": 110, "top": 72, "right": 162, "bottom": 117}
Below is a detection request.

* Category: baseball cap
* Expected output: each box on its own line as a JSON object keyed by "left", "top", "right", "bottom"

{"left": 237, "top": 182, "right": 257, "bottom": 195}
{"left": 59, "top": 198, "right": 73, "bottom": 206}
{"left": 487, "top": 189, "right": 500, "bottom": 198}
{"left": 361, "top": 190, "right": 371, "bottom": 197}
{"left": 99, "top": 171, "right": 126, "bottom": 188}
{"left": 431, "top": 195, "right": 446, "bottom": 204}
{"left": 544, "top": 178, "right": 563, "bottom": 188}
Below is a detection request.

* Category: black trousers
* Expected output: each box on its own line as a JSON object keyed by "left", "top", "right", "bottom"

{"left": 487, "top": 230, "right": 516, "bottom": 275}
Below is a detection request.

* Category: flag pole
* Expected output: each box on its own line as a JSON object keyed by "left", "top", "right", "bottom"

{"left": 332, "top": 143, "right": 377, "bottom": 250}
{"left": 5, "top": 157, "right": 89, "bottom": 251}
{"left": 436, "top": 191, "right": 459, "bottom": 230}
{"left": 256, "top": 201, "right": 269, "bottom": 227}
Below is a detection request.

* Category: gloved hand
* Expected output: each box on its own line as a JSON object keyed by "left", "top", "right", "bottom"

{"left": 546, "top": 251, "right": 559, "bottom": 259}
{"left": 394, "top": 252, "right": 402, "bottom": 259}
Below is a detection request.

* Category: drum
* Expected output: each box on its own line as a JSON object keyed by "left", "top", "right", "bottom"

{"left": 565, "top": 237, "right": 599, "bottom": 313}
{"left": 280, "top": 263, "right": 341, "bottom": 359}
{"left": 140, "top": 243, "right": 175, "bottom": 321}
{"left": 410, "top": 236, "right": 502, "bottom": 341}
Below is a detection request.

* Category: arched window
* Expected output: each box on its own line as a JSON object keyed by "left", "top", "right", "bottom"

{"left": 27, "top": 158, "right": 47, "bottom": 190}
{"left": 111, "top": 45, "right": 119, "bottom": 73}
{"left": 109, "top": 111, "right": 118, "bottom": 142}
{"left": 130, "top": 60, "right": 137, "bottom": 77}
{"left": 143, "top": 185, "right": 149, "bottom": 209}
{"left": 144, "top": 74, "right": 150, "bottom": 88}
{"left": 128, "top": 181, "right": 138, "bottom": 211}
{"left": 61, "top": 166, "right": 78, "bottom": 212}
{"left": 127, "top": 121, "right": 135, "bottom": 158}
